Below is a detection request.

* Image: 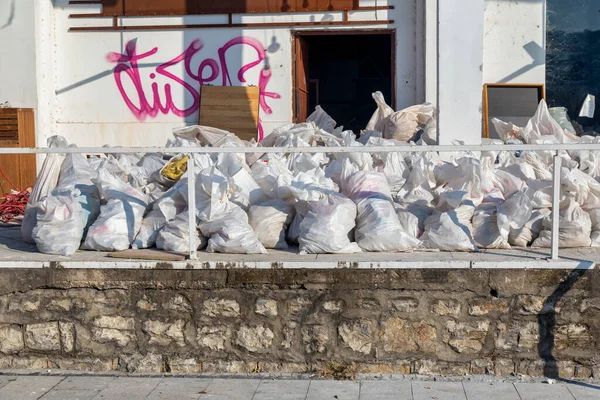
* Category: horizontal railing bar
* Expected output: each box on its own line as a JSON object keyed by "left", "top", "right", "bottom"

{"left": 0, "top": 144, "right": 600, "bottom": 155}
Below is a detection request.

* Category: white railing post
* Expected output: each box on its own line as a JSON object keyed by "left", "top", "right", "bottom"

{"left": 551, "top": 153, "right": 562, "bottom": 260}
{"left": 186, "top": 154, "right": 197, "bottom": 260}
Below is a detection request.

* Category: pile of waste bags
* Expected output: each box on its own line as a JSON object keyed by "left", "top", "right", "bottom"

{"left": 20, "top": 92, "right": 600, "bottom": 256}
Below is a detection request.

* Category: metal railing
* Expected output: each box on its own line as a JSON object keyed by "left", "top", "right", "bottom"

{"left": 3, "top": 143, "right": 600, "bottom": 262}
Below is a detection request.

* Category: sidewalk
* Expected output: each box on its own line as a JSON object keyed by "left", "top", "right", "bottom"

{"left": 0, "top": 374, "right": 599, "bottom": 400}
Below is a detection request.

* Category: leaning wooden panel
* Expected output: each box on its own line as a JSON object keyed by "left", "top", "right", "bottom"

{"left": 0, "top": 108, "right": 36, "bottom": 193}
{"left": 199, "top": 86, "right": 260, "bottom": 142}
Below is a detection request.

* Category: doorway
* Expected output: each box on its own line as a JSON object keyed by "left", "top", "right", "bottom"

{"left": 293, "top": 31, "right": 395, "bottom": 134}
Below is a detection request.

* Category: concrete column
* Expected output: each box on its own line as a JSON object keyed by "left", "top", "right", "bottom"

{"left": 437, "top": 0, "right": 484, "bottom": 145}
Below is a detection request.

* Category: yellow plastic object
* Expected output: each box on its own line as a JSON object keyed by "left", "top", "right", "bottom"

{"left": 161, "top": 155, "right": 188, "bottom": 181}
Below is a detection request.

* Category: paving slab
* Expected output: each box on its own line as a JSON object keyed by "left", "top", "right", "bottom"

{"left": 565, "top": 382, "right": 600, "bottom": 400}
{"left": 93, "top": 377, "right": 163, "bottom": 400}
{"left": 359, "top": 380, "right": 412, "bottom": 400}
{"left": 306, "top": 380, "right": 360, "bottom": 400}
{"left": 252, "top": 379, "right": 310, "bottom": 400}
{"left": 514, "top": 382, "right": 575, "bottom": 400}
{"left": 412, "top": 381, "right": 466, "bottom": 400}
{"left": 147, "top": 378, "right": 212, "bottom": 400}
{"left": 0, "top": 376, "right": 65, "bottom": 400}
{"left": 39, "top": 388, "right": 101, "bottom": 400}
{"left": 199, "top": 378, "right": 260, "bottom": 400}
{"left": 51, "top": 376, "right": 115, "bottom": 391}
{"left": 462, "top": 382, "right": 520, "bottom": 400}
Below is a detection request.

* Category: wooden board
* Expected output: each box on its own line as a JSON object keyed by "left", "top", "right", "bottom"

{"left": 0, "top": 109, "right": 36, "bottom": 194}
{"left": 199, "top": 86, "right": 260, "bottom": 141}
{"left": 483, "top": 84, "right": 545, "bottom": 139}
{"left": 107, "top": 249, "right": 187, "bottom": 262}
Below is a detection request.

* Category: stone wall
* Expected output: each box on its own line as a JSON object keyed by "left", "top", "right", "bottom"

{"left": 0, "top": 268, "right": 598, "bottom": 378}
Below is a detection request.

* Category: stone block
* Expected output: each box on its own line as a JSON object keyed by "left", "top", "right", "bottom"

{"left": 203, "top": 298, "right": 240, "bottom": 318}
{"left": 91, "top": 316, "right": 136, "bottom": 347}
{"left": 380, "top": 318, "right": 436, "bottom": 353}
{"left": 163, "top": 294, "right": 192, "bottom": 313}
{"left": 288, "top": 297, "right": 312, "bottom": 316}
{"left": 512, "top": 295, "right": 558, "bottom": 315}
{"left": 281, "top": 321, "right": 297, "bottom": 349}
{"left": 301, "top": 325, "right": 329, "bottom": 354}
{"left": 235, "top": 324, "right": 274, "bottom": 352}
{"left": 468, "top": 298, "right": 510, "bottom": 316}
{"left": 338, "top": 320, "right": 373, "bottom": 354}
{"left": 471, "top": 359, "right": 493, "bottom": 375}
{"left": 444, "top": 320, "right": 489, "bottom": 353}
{"left": 25, "top": 322, "right": 61, "bottom": 352}
{"left": 415, "top": 360, "right": 470, "bottom": 376}
{"left": 168, "top": 357, "right": 202, "bottom": 373}
{"left": 322, "top": 300, "right": 344, "bottom": 313}
{"left": 136, "top": 296, "right": 157, "bottom": 311}
{"left": 255, "top": 298, "right": 278, "bottom": 317}
{"left": 59, "top": 321, "right": 75, "bottom": 353}
{"left": 93, "top": 316, "right": 135, "bottom": 331}
{"left": 431, "top": 299, "right": 462, "bottom": 317}
{"left": 201, "top": 360, "right": 250, "bottom": 373}
{"left": 47, "top": 298, "right": 72, "bottom": 312}
{"left": 0, "top": 324, "right": 24, "bottom": 354}
{"left": 574, "top": 364, "right": 593, "bottom": 379}
{"left": 142, "top": 320, "right": 186, "bottom": 347}
{"left": 493, "top": 358, "right": 515, "bottom": 376}
{"left": 495, "top": 322, "right": 538, "bottom": 351}
{"left": 197, "top": 325, "right": 232, "bottom": 351}
{"left": 555, "top": 324, "right": 593, "bottom": 350}
{"left": 390, "top": 298, "right": 419, "bottom": 313}
{"left": 357, "top": 298, "right": 380, "bottom": 309}
{"left": 119, "top": 353, "right": 164, "bottom": 373}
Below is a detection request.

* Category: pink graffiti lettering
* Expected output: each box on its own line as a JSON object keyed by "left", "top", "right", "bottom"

{"left": 107, "top": 37, "right": 281, "bottom": 141}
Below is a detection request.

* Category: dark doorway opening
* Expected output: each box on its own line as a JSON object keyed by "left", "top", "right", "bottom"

{"left": 293, "top": 32, "right": 395, "bottom": 134}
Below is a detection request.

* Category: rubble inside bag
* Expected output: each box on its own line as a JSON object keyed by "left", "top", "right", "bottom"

{"left": 248, "top": 199, "right": 295, "bottom": 249}
{"left": 81, "top": 168, "right": 148, "bottom": 252}
{"left": 192, "top": 167, "right": 266, "bottom": 254}
{"left": 532, "top": 199, "right": 592, "bottom": 248}
{"left": 472, "top": 197, "right": 511, "bottom": 250}
{"left": 132, "top": 209, "right": 168, "bottom": 249}
{"left": 298, "top": 193, "right": 361, "bottom": 254}
{"left": 509, "top": 209, "right": 551, "bottom": 247}
{"left": 341, "top": 162, "right": 420, "bottom": 252}
{"left": 156, "top": 210, "right": 207, "bottom": 253}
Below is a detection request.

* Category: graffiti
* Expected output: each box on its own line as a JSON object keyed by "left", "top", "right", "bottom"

{"left": 107, "top": 37, "right": 281, "bottom": 140}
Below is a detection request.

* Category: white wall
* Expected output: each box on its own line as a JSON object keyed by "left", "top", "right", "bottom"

{"left": 0, "top": 0, "right": 38, "bottom": 108}
{"left": 483, "top": 0, "right": 546, "bottom": 84}
{"left": 33, "top": 0, "right": 418, "bottom": 148}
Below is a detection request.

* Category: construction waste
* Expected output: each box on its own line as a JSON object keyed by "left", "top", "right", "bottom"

{"left": 20, "top": 92, "right": 600, "bottom": 256}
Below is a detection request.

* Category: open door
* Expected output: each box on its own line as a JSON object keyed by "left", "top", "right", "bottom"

{"left": 294, "top": 36, "right": 310, "bottom": 123}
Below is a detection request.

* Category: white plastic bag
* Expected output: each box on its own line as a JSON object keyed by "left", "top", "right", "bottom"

{"left": 532, "top": 199, "right": 592, "bottom": 248}
{"left": 200, "top": 206, "right": 267, "bottom": 254}
{"left": 156, "top": 210, "right": 207, "bottom": 253}
{"left": 22, "top": 136, "right": 69, "bottom": 243}
{"left": 132, "top": 209, "right": 168, "bottom": 249}
{"left": 343, "top": 169, "right": 420, "bottom": 252}
{"left": 307, "top": 106, "right": 336, "bottom": 133}
{"left": 509, "top": 209, "right": 551, "bottom": 247}
{"left": 31, "top": 190, "right": 85, "bottom": 256}
{"left": 365, "top": 91, "right": 394, "bottom": 131}
{"left": 248, "top": 200, "right": 295, "bottom": 249}
{"left": 298, "top": 194, "right": 361, "bottom": 254}
{"left": 395, "top": 203, "right": 433, "bottom": 238}
{"left": 472, "top": 201, "right": 511, "bottom": 249}
{"left": 421, "top": 211, "right": 477, "bottom": 252}
{"left": 497, "top": 190, "right": 533, "bottom": 239}
{"left": 81, "top": 169, "right": 148, "bottom": 251}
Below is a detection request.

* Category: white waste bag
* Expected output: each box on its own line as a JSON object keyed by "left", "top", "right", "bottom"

{"left": 248, "top": 200, "right": 295, "bottom": 249}
{"left": 307, "top": 106, "right": 337, "bottom": 133}
{"left": 22, "top": 136, "right": 69, "bottom": 243}
{"left": 298, "top": 194, "right": 361, "bottom": 254}
{"left": 287, "top": 201, "right": 310, "bottom": 245}
{"left": 420, "top": 211, "right": 477, "bottom": 252}
{"left": 194, "top": 168, "right": 267, "bottom": 254}
{"left": 81, "top": 169, "right": 148, "bottom": 251}
{"left": 342, "top": 168, "right": 420, "bottom": 252}
{"left": 472, "top": 201, "right": 511, "bottom": 250}
{"left": 497, "top": 190, "right": 533, "bottom": 239}
{"left": 31, "top": 190, "right": 85, "bottom": 256}
{"left": 365, "top": 91, "right": 394, "bottom": 132}
{"left": 532, "top": 199, "right": 592, "bottom": 248}
{"left": 395, "top": 203, "right": 433, "bottom": 238}
{"left": 156, "top": 210, "right": 207, "bottom": 253}
{"left": 549, "top": 107, "right": 577, "bottom": 136}
{"left": 200, "top": 206, "right": 267, "bottom": 254}
{"left": 382, "top": 111, "right": 419, "bottom": 142}
{"left": 132, "top": 209, "right": 168, "bottom": 249}
{"left": 509, "top": 209, "right": 551, "bottom": 247}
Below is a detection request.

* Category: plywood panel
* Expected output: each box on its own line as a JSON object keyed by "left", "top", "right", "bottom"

{"left": 199, "top": 86, "right": 260, "bottom": 142}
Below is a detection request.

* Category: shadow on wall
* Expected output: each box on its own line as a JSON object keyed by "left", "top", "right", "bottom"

{"left": 497, "top": 41, "right": 545, "bottom": 84}
{"left": 537, "top": 264, "right": 600, "bottom": 390}
{"left": 0, "top": 0, "right": 15, "bottom": 30}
